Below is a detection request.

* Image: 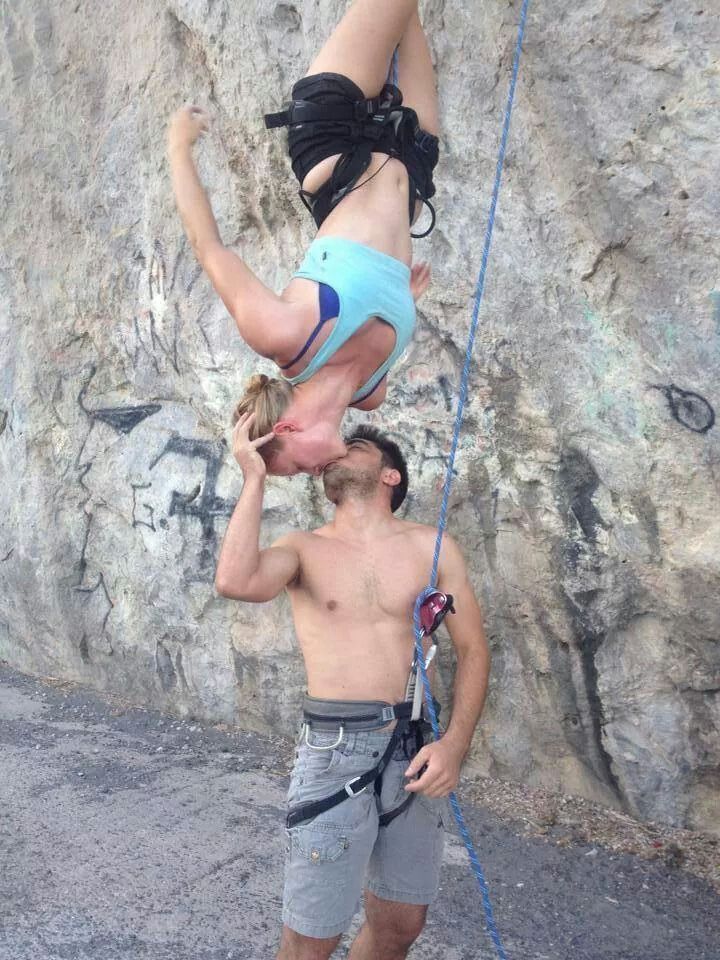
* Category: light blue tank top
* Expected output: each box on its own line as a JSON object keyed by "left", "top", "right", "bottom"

{"left": 283, "top": 236, "right": 416, "bottom": 403}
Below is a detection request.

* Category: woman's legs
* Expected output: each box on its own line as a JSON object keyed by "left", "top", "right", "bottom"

{"left": 395, "top": 10, "right": 439, "bottom": 135}
{"left": 304, "top": 0, "right": 418, "bottom": 97}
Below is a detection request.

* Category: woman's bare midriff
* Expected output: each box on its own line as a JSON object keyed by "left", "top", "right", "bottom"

{"left": 278, "top": 152, "right": 414, "bottom": 389}
{"left": 304, "top": 152, "right": 414, "bottom": 265}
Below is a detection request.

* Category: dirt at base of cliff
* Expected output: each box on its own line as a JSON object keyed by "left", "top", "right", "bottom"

{"left": 26, "top": 664, "right": 719, "bottom": 897}
{"left": 462, "top": 775, "right": 719, "bottom": 895}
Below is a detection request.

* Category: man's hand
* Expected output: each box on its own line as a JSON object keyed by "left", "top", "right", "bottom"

{"left": 410, "top": 261, "right": 431, "bottom": 302}
{"left": 403, "top": 737, "right": 464, "bottom": 798}
{"left": 168, "top": 104, "right": 210, "bottom": 152}
{"left": 232, "top": 412, "right": 275, "bottom": 479}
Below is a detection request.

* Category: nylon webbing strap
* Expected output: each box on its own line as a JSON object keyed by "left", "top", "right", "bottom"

{"left": 264, "top": 95, "right": 392, "bottom": 130}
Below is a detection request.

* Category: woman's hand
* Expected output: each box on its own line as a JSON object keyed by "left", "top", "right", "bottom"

{"left": 410, "top": 261, "right": 431, "bottom": 302}
{"left": 168, "top": 105, "right": 210, "bottom": 152}
{"left": 232, "top": 412, "right": 275, "bottom": 479}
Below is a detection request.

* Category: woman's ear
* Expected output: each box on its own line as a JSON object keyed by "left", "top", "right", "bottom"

{"left": 273, "top": 420, "right": 298, "bottom": 435}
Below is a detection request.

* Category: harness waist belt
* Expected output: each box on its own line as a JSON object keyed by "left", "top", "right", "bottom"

{"left": 302, "top": 695, "right": 413, "bottom": 731}
{"left": 264, "top": 97, "right": 396, "bottom": 129}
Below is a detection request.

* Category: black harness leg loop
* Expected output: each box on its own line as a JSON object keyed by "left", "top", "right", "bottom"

{"left": 378, "top": 792, "right": 415, "bottom": 828}
{"left": 286, "top": 712, "right": 432, "bottom": 832}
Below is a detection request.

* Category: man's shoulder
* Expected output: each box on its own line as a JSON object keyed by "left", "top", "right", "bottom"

{"left": 395, "top": 518, "right": 446, "bottom": 540}
{"left": 395, "top": 520, "right": 462, "bottom": 559}
{"left": 274, "top": 526, "right": 331, "bottom": 547}
{"left": 272, "top": 529, "right": 313, "bottom": 550}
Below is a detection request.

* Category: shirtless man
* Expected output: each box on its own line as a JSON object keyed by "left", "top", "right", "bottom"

{"left": 215, "top": 416, "right": 490, "bottom": 960}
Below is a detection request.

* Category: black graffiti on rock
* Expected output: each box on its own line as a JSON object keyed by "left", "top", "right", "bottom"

{"left": 77, "top": 368, "right": 162, "bottom": 435}
{"left": 651, "top": 383, "right": 715, "bottom": 434}
{"left": 149, "top": 435, "right": 234, "bottom": 580}
{"left": 90, "top": 404, "right": 162, "bottom": 435}
{"left": 558, "top": 446, "right": 611, "bottom": 545}
{"left": 131, "top": 482, "right": 156, "bottom": 531}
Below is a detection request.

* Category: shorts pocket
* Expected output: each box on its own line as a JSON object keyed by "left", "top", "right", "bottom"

{"left": 290, "top": 820, "right": 352, "bottom": 864}
{"left": 416, "top": 792, "right": 446, "bottom": 829}
{"left": 301, "top": 744, "right": 347, "bottom": 778}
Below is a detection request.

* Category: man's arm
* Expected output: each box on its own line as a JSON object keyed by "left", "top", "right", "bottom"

{"left": 167, "top": 106, "right": 298, "bottom": 361}
{"left": 215, "top": 413, "right": 301, "bottom": 602}
{"left": 404, "top": 533, "right": 491, "bottom": 797}
{"left": 436, "top": 535, "right": 491, "bottom": 754}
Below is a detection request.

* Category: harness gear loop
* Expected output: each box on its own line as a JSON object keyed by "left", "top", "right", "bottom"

{"left": 303, "top": 722, "right": 344, "bottom": 750}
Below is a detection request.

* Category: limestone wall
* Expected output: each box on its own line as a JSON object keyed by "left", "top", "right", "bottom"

{"left": 1, "top": 0, "right": 718, "bottom": 833}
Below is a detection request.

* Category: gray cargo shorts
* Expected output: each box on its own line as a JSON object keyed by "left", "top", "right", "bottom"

{"left": 282, "top": 725, "right": 446, "bottom": 939}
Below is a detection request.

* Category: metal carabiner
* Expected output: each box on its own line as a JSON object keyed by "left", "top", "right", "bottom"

{"left": 303, "top": 722, "right": 345, "bottom": 751}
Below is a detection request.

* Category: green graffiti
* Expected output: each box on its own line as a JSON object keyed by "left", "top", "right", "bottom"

{"left": 662, "top": 320, "right": 679, "bottom": 355}
{"left": 710, "top": 290, "right": 720, "bottom": 334}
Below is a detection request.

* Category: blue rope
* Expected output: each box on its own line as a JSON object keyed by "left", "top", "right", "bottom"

{"left": 413, "top": 2, "right": 531, "bottom": 958}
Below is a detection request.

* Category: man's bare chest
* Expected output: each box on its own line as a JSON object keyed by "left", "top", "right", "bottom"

{"left": 294, "top": 536, "right": 428, "bottom": 620}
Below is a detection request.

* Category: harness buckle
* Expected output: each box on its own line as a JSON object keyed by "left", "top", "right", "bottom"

{"left": 289, "top": 100, "right": 317, "bottom": 125}
{"left": 353, "top": 99, "right": 377, "bottom": 121}
{"left": 344, "top": 776, "right": 367, "bottom": 798}
{"left": 381, "top": 706, "right": 395, "bottom": 723}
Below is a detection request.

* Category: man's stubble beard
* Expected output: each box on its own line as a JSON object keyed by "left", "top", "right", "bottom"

{"left": 322, "top": 464, "right": 381, "bottom": 506}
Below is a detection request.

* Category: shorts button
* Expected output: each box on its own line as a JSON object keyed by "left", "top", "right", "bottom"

{"left": 310, "top": 849, "right": 320, "bottom": 863}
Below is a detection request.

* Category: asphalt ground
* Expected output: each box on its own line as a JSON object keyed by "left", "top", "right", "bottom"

{"left": 1, "top": 663, "right": 717, "bottom": 960}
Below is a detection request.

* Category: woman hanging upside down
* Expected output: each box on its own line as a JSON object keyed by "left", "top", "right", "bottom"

{"left": 168, "top": 0, "right": 440, "bottom": 476}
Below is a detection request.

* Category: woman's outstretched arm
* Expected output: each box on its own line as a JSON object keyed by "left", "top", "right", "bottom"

{"left": 167, "top": 105, "right": 300, "bottom": 360}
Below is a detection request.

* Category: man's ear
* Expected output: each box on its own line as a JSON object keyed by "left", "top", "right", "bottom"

{"left": 273, "top": 420, "right": 298, "bottom": 435}
{"left": 382, "top": 467, "right": 402, "bottom": 489}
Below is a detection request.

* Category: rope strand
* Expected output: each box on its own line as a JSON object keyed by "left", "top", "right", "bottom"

{"left": 413, "top": 3, "right": 531, "bottom": 957}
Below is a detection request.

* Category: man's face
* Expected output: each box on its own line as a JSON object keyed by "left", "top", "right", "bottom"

{"left": 322, "top": 438, "right": 385, "bottom": 504}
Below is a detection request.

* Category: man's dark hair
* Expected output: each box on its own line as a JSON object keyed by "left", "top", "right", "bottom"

{"left": 345, "top": 425, "right": 409, "bottom": 512}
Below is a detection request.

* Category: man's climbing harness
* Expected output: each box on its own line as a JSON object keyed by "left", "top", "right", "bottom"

{"left": 287, "top": 692, "right": 440, "bottom": 830}
{"left": 410, "top": 2, "right": 531, "bottom": 958}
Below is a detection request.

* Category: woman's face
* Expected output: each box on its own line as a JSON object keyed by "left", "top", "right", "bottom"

{"left": 268, "top": 425, "right": 348, "bottom": 476}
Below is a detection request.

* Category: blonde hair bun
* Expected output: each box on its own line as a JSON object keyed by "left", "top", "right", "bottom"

{"left": 244, "top": 373, "right": 271, "bottom": 398}
{"left": 232, "top": 373, "right": 293, "bottom": 453}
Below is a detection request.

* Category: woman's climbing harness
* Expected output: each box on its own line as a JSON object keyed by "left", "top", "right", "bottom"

{"left": 264, "top": 64, "right": 440, "bottom": 238}
{"left": 411, "top": 2, "right": 531, "bottom": 958}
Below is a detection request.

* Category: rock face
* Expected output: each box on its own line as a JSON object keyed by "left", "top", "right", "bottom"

{"left": 1, "top": 1, "right": 718, "bottom": 834}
